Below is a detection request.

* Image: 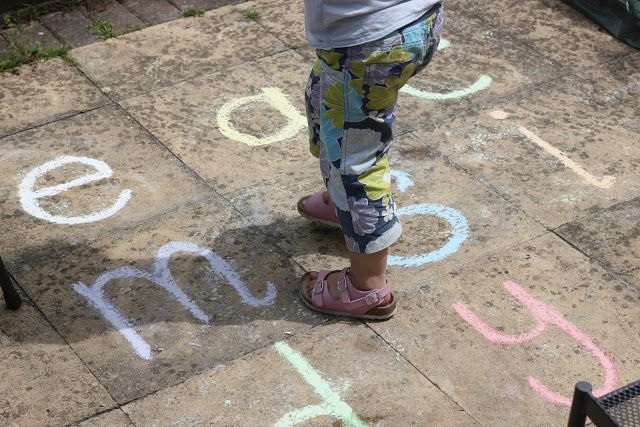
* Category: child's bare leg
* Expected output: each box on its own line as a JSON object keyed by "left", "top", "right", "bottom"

{"left": 348, "top": 249, "right": 388, "bottom": 292}
{"left": 305, "top": 248, "right": 391, "bottom": 306}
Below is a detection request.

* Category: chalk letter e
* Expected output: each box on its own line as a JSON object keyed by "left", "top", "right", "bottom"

{"left": 19, "top": 155, "right": 132, "bottom": 224}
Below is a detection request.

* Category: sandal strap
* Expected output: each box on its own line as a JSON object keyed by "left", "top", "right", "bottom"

{"left": 310, "top": 268, "right": 390, "bottom": 314}
{"left": 311, "top": 270, "right": 338, "bottom": 307}
{"left": 336, "top": 268, "right": 390, "bottom": 309}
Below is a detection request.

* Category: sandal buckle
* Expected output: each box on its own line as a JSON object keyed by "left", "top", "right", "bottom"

{"left": 337, "top": 275, "right": 347, "bottom": 292}
{"left": 365, "top": 292, "right": 380, "bottom": 305}
{"left": 313, "top": 280, "right": 325, "bottom": 294}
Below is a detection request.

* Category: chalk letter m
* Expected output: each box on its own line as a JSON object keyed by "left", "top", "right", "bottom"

{"left": 73, "top": 241, "right": 277, "bottom": 360}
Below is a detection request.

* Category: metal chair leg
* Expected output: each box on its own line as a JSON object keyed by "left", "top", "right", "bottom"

{"left": 0, "top": 256, "right": 22, "bottom": 310}
{"left": 568, "top": 382, "right": 591, "bottom": 427}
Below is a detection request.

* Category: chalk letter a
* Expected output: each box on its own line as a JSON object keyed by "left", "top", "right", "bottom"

{"left": 216, "top": 88, "right": 306, "bottom": 146}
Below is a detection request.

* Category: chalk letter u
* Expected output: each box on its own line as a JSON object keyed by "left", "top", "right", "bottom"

{"left": 453, "top": 280, "right": 618, "bottom": 405}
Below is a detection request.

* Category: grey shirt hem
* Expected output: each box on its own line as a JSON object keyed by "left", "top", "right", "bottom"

{"left": 305, "top": 0, "right": 442, "bottom": 49}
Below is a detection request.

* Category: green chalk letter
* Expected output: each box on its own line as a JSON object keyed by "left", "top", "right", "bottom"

{"left": 274, "top": 342, "right": 367, "bottom": 427}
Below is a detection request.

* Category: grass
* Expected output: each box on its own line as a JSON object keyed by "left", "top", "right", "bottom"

{"left": 0, "top": 40, "right": 75, "bottom": 73}
{"left": 183, "top": 7, "right": 204, "bottom": 17}
{"left": 244, "top": 10, "right": 261, "bottom": 21}
{"left": 123, "top": 26, "right": 141, "bottom": 35}
{"left": 88, "top": 19, "right": 117, "bottom": 40}
{"left": 22, "top": 5, "right": 41, "bottom": 22}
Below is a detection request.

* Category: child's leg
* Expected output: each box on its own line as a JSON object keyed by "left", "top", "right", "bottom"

{"left": 300, "top": 5, "right": 444, "bottom": 318}
{"left": 301, "top": 41, "right": 401, "bottom": 314}
{"left": 304, "top": 59, "right": 322, "bottom": 159}
{"left": 349, "top": 248, "right": 388, "bottom": 291}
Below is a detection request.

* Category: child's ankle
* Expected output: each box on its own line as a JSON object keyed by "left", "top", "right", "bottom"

{"left": 347, "top": 268, "right": 386, "bottom": 291}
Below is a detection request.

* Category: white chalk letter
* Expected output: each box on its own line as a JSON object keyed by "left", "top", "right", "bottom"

{"left": 19, "top": 155, "right": 132, "bottom": 224}
{"left": 73, "top": 241, "right": 277, "bottom": 360}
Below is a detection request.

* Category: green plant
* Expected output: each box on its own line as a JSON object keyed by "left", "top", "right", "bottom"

{"left": 244, "top": 10, "right": 261, "bottom": 21}
{"left": 123, "top": 25, "right": 141, "bottom": 34}
{"left": 0, "top": 40, "right": 75, "bottom": 73}
{"left": 182, "top": 7, "right": 204, "bottom": 17}
{"left": 22, "top": 5, "right": 41, "bottom": 22}
{"left": 88, "top": 19, "right": 117, "bottom": 40}
{"left": 2, "top": 14, "right": 11, "bottom": 26}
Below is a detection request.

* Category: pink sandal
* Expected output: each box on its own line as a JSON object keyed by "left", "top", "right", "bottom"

{"left": 297, "top": 191, "right": 339, "bottom": 227}
{"left": 299, "top": 268, "right": 396, "bottom": 320}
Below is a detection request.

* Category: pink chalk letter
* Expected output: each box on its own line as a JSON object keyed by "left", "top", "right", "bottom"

{"left": 453, "top": 280, "right": 618, "bottom": 406}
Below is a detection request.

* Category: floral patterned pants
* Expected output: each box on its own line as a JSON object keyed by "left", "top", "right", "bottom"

{"left": 304, "top": 4, "right": 444, "bottom": 254}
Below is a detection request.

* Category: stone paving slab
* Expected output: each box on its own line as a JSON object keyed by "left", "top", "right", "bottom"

{"left": 73, "top": 409, "right": 134, "bottom": 426}
{"left": 122, "top": 50, "right": 314, "bottom": 195}
{"left": 0, "top": 299, "right": 116, "bottom": 426}
{"left": 71, "top": 5, "right": 287, "bottom": 100}
{"left": 0, "top": 105, "right": 211, "bottom": 262}
{"left": 455, "top": 0, "right": 631, "bottom": 70}
{"left": 88, "top": 0, "right": 146, "bottom": 34}
{"left": 367, "top": 232, "right": 640, "bottom": 426}
{"left": 574, "top": 53, "right": 640, "bottom": 108}
{"left": 425, "top": 75, "right": 640, "bottom": 228}
{"left": 382, "top": 132, "right": 546, "bottom": 278}
{"left": 556, "top": 197, "right": 640, "bottom": 288}
{"left": 2, "top": 21, "right": 61, "bottom": 50}
{"left": 237, "top": 0, "right": 312, "bottom": 58}
{"left": 14, "top": 200, "right": 323, "bottom": 404}
{"left": 41, "top": 9, "right": 100, "bottom": 48}
{"left": 394, "top": 7, "right": 559, "bottom": 134}
{"left": 0, "top": 57, "right": 108, "bottom": 136}
{"left": 120, "top": 0, "right": 182, "bottom": 26}
{"left": 170, "top": 0, "right": 249, "bottom": 11}
{"left": 122, "top": 321, "right": 479, "bottom": 426}
{"left": 0, "top": 0, "right": 639, "bottom": 425}
{"left": 241, "top": 0, "right": 304, "bottom": 43}
{"left": 226, "top": 166, "right": 349, "bottom": 270}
